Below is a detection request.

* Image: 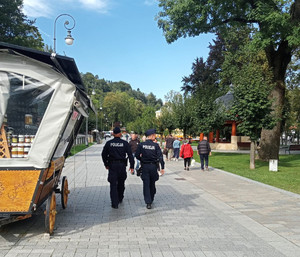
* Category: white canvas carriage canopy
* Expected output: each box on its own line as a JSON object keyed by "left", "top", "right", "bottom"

{"left": 0, "top": 42, "right": 92, "bottom": 169}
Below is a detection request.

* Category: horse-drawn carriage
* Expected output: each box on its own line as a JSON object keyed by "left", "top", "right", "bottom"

{"left": 0, "top": 42, "right": 92, "bottom": 234}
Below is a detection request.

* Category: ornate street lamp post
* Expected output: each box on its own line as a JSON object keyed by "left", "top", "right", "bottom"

{"left": 53, "top": 14, "right": 76, "bottom": 54}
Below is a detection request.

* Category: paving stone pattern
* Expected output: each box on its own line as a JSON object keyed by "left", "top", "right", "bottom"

{"left": 0, "top": 143, "right": 300, "bottom": 257}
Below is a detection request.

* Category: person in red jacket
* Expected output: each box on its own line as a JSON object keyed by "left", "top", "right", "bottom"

{"left": 180, "top": 140, "right": 194, "bottom": 170}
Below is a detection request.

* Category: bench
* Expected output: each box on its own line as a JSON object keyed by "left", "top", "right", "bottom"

{"left": 285, "top": 144, "right": 300, "bottom": 154}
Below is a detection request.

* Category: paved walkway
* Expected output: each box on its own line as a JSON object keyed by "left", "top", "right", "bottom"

{"left": 1, "top": 143, "right": 300, "bottom": 257}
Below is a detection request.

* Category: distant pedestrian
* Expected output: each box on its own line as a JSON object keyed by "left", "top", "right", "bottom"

{"left": 162, "top": 141, "right": 168, "bottom": 159}
{"left": 125, "top": 133, "right": 129, "bottom": 142}
{"left": 197, "top": 136, "right": 211, "bottom": 171}
{"left": 180, "top": 140, "right": 194, "bottom": 171}
{"left": 129, "top": 132, "right": 140, "bottom": 174}
{"left": 101, "top": 127, "right": 134, "bottom": 209}
{"left": 135, "top": 129, "right": 165, "bottom": 209}
{"left": 165, "top": 134, "right": 175, "bottom": 161}
{"left": 173, "top": 137, "right": 181, "bottom": 161}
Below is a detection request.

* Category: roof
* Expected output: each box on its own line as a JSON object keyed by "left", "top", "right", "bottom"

{"left": 216, "top": 90, "right": 234, "bottom": 110}
{"left": 0, "top": 41, "right": 85, "bottom": 92}
{"left": 0, "top": 41, "right": 94, "bottom": 112}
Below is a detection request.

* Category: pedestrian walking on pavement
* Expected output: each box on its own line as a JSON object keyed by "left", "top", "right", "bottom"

{"left": 173, "top": 137, "right": 181, "bottom": 161}
{"left": 101, "top": 127, "right": 134, "bottom": 209}
{"left": 135, "top": 129, "right": 165, "bottom": 209}
{"left": 165, "top": 134, "right": 175, "bottom": 161}
{"left": 129, "top": 132, "right": 140, "bottom": 174}
{"left": 180, "top": 140, "right": 194, "bottom": 171}
{"left": 197, "top": 136, "right": 211, "bottom": 171}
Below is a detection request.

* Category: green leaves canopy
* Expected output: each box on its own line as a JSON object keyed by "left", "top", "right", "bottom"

{"left": 157, "top": 0, "right": 300, "bottom": 49}
{"left": 225, "top": 45, "right": 276, "bottom": 141}
{"left": 0, "top": 0, "right": 44, "bottom": 50}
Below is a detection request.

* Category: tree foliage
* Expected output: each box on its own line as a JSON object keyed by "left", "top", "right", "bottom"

{"left": 157, "top": 0, "right": 300, "bottom": 160}
{"left": 0, "top": 0, "right": 44, "bottom": 50}
{"left": 157, "top": 103, "right": 178, "bottom": 135}
{"left": 179, "top": 34, "right": 228, "bottom": 136}
{"left": 182, "top": 34, "right": 227, "bottom": 96}
{"left": 127, "top": 106, "right": 156, "bottom": 135}
{"left": 157, "top": 0, "right": 300, "bottom": 48}
{"left": 221, "top": 27, "right": 276, "bottom": 140}
{"left": 80, "top": 72, "right": 163, "bottom": 132}
{"left": 81, "top": 72, "right": 163, "bottom": 109}
{"left": 164, "top": 91, "right": 194, "bottom": 136}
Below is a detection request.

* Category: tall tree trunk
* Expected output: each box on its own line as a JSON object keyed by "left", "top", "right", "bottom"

{"left": 250, "top": 141, "right": 256, "bottom": 169}
{"left": 259, "top": 83, "right": 284, "bottom": 160}
{"left": 258, "top": 41, "right": 292, "bottom": 161}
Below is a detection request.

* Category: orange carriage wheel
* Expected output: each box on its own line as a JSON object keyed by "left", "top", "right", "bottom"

{"left": 61, "top": 176, "right": 70, "bottom": 209}
{"left": 44, "top": 191, "right": 56, "bottom": 235}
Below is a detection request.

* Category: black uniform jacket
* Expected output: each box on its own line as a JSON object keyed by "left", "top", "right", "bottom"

{"left": 102, "top": 137, "right": 134, "bottom": 169}
{"left": 135, "top": 140, "right": 165, "bottom": 169}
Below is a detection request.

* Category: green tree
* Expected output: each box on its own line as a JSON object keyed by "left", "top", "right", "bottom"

{"left": 110, "top": 81, "right": 132, "bottom": 92}
{"left": 131, "top": 88, "right": 147, "bottom": 103}
{"left": 181, "top": 34, "right": 228, "bottom": 137}
{"left": 157, "top": 0, "right": 300, "bottom": 160}
{"left": 127, "top": 106, "right": 156, "bottom": 135}
{"left": 103, "top": 92, "right": 137, "bottom": 127}
{"left": 0, "top": 0, "right": 44, "bottom": 50}
{"left": 285, "top": 87, "right": 300, "bottom": 144}
{"left": 228, "top": 47, "right": 276, "bottom": 169}
{"left": 80, "top": 71, "right": 163, "bottom": 132}
{"left": 182, "top": 33, "right": 227, "bottom": 96}
{"left": 157, "top": 103, "right": 178, "bottom": 135}
{"left": 164, "top": 90, "right": 195, "bottom": 137}
{"left": 285, "top": 50, "right": 300, "bottom": 143}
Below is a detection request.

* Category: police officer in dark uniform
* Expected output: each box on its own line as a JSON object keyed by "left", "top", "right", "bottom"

{"left": 101, "top": 127, "right": 134, "bottom": 209}
{"left": 135, "top": 129, "right": 165, "bottom": 209}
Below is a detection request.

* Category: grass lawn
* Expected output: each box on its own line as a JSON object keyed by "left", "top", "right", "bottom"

{"left": 69, "top": 143, "right": 93, "bottom": 156}
{"left": 193, "top": 152, "right": 300, "bottom": 195}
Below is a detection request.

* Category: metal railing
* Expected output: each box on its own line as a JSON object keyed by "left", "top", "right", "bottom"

{"left": 74, "top": 134, "right": 93, "bottom": 146}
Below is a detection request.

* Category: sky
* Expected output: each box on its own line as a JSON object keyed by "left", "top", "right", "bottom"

{"left": 23, "top": 0, "right": 215, "bottom": 100}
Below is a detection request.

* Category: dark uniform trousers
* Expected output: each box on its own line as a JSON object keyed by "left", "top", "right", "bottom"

{"left": 141, "top": 163, "right": 159, "bottom": 204}
{"left": 108, "top": 162, "right": 127, "bottom": 206}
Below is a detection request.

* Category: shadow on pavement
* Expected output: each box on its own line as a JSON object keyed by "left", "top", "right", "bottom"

{"left": 0, "top": 183, "right": 200, "bottom": 243}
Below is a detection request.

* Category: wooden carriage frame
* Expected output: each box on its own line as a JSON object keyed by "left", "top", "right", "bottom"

{"left": 0, "top": 42, "right": 92, "bottom": 234}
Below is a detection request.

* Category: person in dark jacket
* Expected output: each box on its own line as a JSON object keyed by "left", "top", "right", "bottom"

{"left": 102, "top": 127, "right": 134, "bottom": 209}
{"left": 129, "top": 132, "right": 140, "bottom": 174}
{"left": 135, "top": 129, "right": 165, "bottom": 209}
{"left": 197, "top": 136, "right": 211, "bottom": 171}
{"left": 165, "top": 134, "right": 175, "bottom": 161}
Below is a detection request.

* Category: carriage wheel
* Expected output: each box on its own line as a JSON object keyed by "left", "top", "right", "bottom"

{"left": 61, "top": 176, "right": 70, "bottom": 209}
{"left": 44, "top": 191, "right": 56, "bottom": 235}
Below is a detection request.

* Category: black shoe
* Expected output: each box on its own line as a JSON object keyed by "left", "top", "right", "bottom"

{"left": 146, "top": 204, "right": 152, "bottom": 209}
{"left": 111, "top": 204, "right": 118, "bottom": 209}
